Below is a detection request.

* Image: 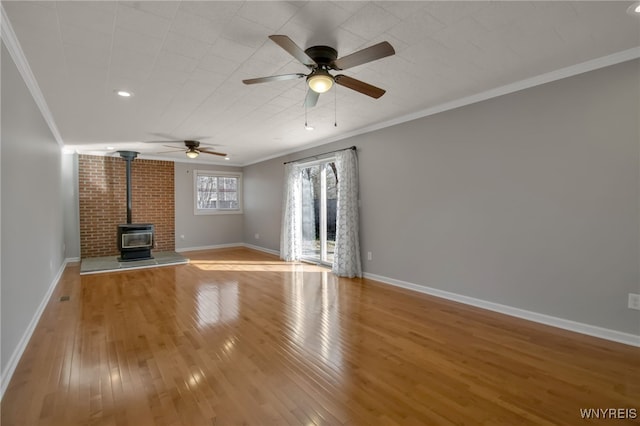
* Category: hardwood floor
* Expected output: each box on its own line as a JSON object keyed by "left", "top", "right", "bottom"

{"left": 2, "top": 247, "right": 638, "bottom": 425}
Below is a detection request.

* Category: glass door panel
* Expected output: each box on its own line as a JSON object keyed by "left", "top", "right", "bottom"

{"left": 300, "top": 161, "right": 337, "bottom": 264}
{"left": 301, "top": 164, "right": 320, "bottom": 259}
{"left": 325, "top": 162, "right": 337, "bottom": 264}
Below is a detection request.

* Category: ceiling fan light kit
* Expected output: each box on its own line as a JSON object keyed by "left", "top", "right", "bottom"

{"left": 308, "top": 69, "right": 334, "bottom": 93}
{"left": 186, "top": 149, "right": 199, "bottom": 159}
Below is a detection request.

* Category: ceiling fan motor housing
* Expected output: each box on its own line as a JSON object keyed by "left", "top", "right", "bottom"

{"left": 304, "top": 45, "right": 338, "bottom": 68}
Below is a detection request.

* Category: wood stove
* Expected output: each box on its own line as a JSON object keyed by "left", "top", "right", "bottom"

{"left": 118, "top": 224, "right": 154, "bottom": 261}
{"left": 117, "top": 151, "right": 154, "bottom": 261}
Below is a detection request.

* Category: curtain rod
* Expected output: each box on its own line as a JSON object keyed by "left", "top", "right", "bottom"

{"left": 283, "top": 146, "right": 356, "bottom": 165}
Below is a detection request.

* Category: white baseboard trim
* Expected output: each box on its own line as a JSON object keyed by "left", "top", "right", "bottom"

{"left": 363, "top": 272, "right": 640, "bottom": 348}
{"left": 176, "top": 242, "right": 281, "bottom": 257}
{"left": 1, "top": 258, "right": 72, "bottom": 399}
{"left": 176, "top": 243, "right": 244, "bottom": 252}
{"left": 240, "top": 243, "right": 280, "bottom": 257}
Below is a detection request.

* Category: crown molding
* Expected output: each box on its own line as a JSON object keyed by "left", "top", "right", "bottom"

{"left": 1, "top": 5, "right": 64, "bottom": 148}
{"left": 243, "top": 47, "right": 640, "bottom": 167}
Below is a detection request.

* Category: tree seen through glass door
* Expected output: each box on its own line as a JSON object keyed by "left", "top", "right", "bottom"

{"left": 301, "top": 161, "right": 337, "bottom": 264}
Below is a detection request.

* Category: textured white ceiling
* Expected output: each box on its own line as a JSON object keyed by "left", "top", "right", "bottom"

{"left": 3, "top": 1, "right": 640, "bottom": 165}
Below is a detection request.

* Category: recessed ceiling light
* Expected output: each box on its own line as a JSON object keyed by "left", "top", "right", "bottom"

{"left": 627, "top": 1, "right": 640, "bottom": 14}
{"left": 116, "top": 90, "right": 132, "bottom": 97}
{"left": 305, "top": 125, "right": 314, "bottom": 131}
{"left": 106, "top": 146, "right": 115, "bottom": 150}
{"left": 225, "top": 157, "right": 230, "bottom": 160}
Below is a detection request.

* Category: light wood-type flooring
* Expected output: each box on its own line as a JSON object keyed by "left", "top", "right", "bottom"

{"left": 2, "top": 247, "right": 639, "bottom": 425}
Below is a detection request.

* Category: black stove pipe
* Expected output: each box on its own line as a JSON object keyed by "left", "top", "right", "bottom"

{"left": 117, "top": 151, "right": 139, "bottom": 224}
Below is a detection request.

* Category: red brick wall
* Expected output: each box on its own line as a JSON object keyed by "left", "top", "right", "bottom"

{"left": 78, "top": 155, "right": 175, "bottom": 258}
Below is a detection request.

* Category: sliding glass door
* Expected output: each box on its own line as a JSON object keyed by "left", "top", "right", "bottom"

{"left": 300, "top": 160, "right": 337, "bottom": 264}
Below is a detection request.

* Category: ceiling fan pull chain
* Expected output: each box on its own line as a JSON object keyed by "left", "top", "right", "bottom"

{"left": 334, "top": 85, "right": 338, "bottom": 127}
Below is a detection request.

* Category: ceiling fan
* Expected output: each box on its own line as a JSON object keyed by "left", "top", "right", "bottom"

{"left": 243, "top": 35, "right": 395, "bottom": 107}
{"left": 148, "top": 140, "right": 227, "bottom": 159}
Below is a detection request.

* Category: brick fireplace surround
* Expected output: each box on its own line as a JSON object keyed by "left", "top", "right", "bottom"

{"left": 78, "top": 155, "right": 175, "bottom": 258}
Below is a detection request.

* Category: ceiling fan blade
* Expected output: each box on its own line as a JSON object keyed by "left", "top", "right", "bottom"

{"left": 333, "top": 41, "right": 395, "bottom": 70}
{"left": 157, "top": 149, "right": 184, "bottom": 154}
{"left": 162, "top": 145, "right": 183, "bottom": 150}
{"left": 304, "top": 89, "right": 320, "bottom": 108}
{"left": 243, "top": 73, "right": 306, "bottom": 85}
{"left": 334, "top": 75, "right": 386, "bottom": 99}
{"left": 200, "top": 148, "right": 227, "bottom": 157}
{"left": 269, "top": 35, "right": 317, "bottom": 67}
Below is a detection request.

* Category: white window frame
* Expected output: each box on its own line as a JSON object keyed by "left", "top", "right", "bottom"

{"left": 193, "top": 170, "right": 243, "bottom": 215}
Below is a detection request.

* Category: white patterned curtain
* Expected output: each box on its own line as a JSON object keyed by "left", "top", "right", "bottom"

{"left": 332, "top": 149, "right": 362, "bottom": 278}
{"left": 280, "top": 163, "right": 303, "bottom": 261}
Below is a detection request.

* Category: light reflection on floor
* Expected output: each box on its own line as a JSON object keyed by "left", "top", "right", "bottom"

{"left": 184, "top": 253, "right": 346, "bottom": 398}
{"left": 190, "top": 259, "right": 329, "bottom": 272}
{"left": 196, "top": 282, "right": 239, "bottom": 329}
{"left": 287, "top": 269, "right": 344, "bottom": 374}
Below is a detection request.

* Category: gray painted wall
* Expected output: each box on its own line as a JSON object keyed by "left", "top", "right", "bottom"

{"left": 174, "top": 162, "right": 244, "bottom": 250}
{"left": 243, "top": 156, "right": 286, "bottom": 251}
{"left": 242, "top": 59, "right": 640, "bottom": 335}
{"left": 1, "top": 43, "right": 66, "bottom": 375}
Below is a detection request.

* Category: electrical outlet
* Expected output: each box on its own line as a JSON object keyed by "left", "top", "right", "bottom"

{"left": 255, "top": 233, "right": 260, "bottom": 240}
{"left": 367, "top": 251, "right": 372, "bottom": 261}
{"left": 180, "top": 234, "right": 185, "bottom": 240}
{"left": 629, "top": 293, "right": 640, "bottom": 310}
